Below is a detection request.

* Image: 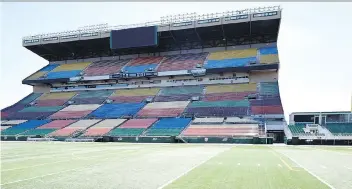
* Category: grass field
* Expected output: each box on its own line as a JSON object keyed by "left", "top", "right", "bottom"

{"left": 1, "top": 142, "right": 352, "bottom": 189}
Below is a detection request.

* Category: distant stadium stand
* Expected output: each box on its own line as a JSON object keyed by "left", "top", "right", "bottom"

{"left": 4, "top": 7, "right": 292, "bottom": 143}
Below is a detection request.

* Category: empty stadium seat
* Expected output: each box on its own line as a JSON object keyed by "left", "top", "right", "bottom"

{"left": 107, "top": 118, "right": 157, "bottom": 137}
{"left": 204, "top": 49, "right": 257, "bottom": 69}
{"left": 185, "top": 100, "right": 250, "bottom": 117}
{"left": 8, "top": 106, "right": 64, "bottom": 120}
{"left": 50, "top": 104, "right": 101, "bottom": 119}
{"left": 326, "top": 123, "right": 352, "bottom": 136}
{"left": 71, "top": 90, "right": 114, "bottom": 104}
{"left": 25, "top": 64, "right": 59, "bottom": 80}
{"left": 182, "top": 123, "right": 259, "bottom": 137}
{"left": 123, "top": 57, "right": 163, "bottom": 73}
{"left": 155, "top": 86, "right": 204, "bottom": 102}
{"left": 82, "top": 119, "right": 126, "bottom": 137}
{"left": 258, "top": 82, "right": 280, "bottom": 96}
{"left": 1, "top": 120, "right": 50, "bottom": 136}
{"left": 49, "top": 119, "right": 101, "bottom": 137}
{"left": 43, "top": 62, "right": 91, "bottom": 79}
{"left": 1, "top": 93, "right": 43, "bottom": 119}
{"left": 109, "top": 88, "right": 160, "bottom": 103}
{"left": 137, "top": 101, "right": 189, "bottom": 117}
{"left": 204, "top": 83, "right": 257, "bottom": 101}
{"left": 259, "top": 47, "right": 279, "bottom": 64}
{"left": 35, "top": 92, "right": 76, "bottom": 106}
{"left": 157, "top": 53, "right": 208, "bottom": 72}
{"left": 145, "top": 118, "right": 191, "bottom": 136}
{"left": 89, "top": 103, "right": 145, "bottom": 118}
{"left": 83, "top": 59, "right": 130, "bottom": 76}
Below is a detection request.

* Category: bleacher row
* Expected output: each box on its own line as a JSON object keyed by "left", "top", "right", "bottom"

{"left": 25, "top": 46, "right": 279, "bottom": 80}
{"left": 1, "top": 83, "right": 283, "bottom": 120}
{"left": 0, "top": 117, "right": 260, "bottom": 138}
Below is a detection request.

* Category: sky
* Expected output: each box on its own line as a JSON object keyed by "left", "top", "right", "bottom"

{"left": 1, "top": 2, "right": 352, "bottom": 120}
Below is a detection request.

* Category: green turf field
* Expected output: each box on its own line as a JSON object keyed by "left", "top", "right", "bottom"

{"left": 1, "top": 142, "right": 352, "bottom": 189}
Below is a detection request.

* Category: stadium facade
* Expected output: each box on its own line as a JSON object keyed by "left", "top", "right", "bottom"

{"left": 0, "top": 6, "right": 299, "bottom": 144}
{"left": 287, "top": 111, "right": 352, "bottom": 145}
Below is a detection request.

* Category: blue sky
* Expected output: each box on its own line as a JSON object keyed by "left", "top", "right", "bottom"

{"left": 1, "top": 2, "right": 351, "bottom": 118}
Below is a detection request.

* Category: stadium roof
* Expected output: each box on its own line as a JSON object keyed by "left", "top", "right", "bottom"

{"left": 22, "top": 6, "right": 282, "bottom": 61}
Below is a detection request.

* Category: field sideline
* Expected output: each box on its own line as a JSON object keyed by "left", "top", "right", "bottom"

{"left": 1, "top": 142, "right": 351, "bottom": 189}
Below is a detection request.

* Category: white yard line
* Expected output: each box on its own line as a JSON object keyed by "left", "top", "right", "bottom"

{"left": 157, "top": 147, "right": 230, "bottom": 189}
{"left": 278, "top": 164, "right": 282, "bottom": 168}
{"left": 275, "top": 150, "right": 335, "bottom": 189}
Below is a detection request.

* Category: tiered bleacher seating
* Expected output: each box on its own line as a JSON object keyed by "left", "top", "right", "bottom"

{"left": 184, "top": 100, "right": 250, "bottom": 117}
{"left": 8, "top": 106, "right": 64, "bottom": 120}
{"left": 50, "top": 104, "right": 101, "bottom": 119}
{"left": 109, "top": 88, "right": 160, "bottom": 103}
{"left": 258, "top": 82, "right": 280, "bottom": 96}
{"left": 35, "top": 92, "right": 76, "bottom": 106}
{"left": 89, "top": 103, "right": 145, "bottom": 118}
{"left": 145, "top": 118, "right": 191, "bottom": 136}
{"left": 1, "top": 120, "right": 50, "bottom": 136}
{"left": 287, "top": 123, "right": 324, "bottom": 137}
{"left": 20, "top": 120, "right": 76, "bottom": 137}
{"left": 157, "top": 53, "right": 208, "bottom": 72}
{"left": 259, "top": 46, "right": 279, "bottom": 64}
{"left": 326, "top": 123, "right": 352, "bottom": 136}
{"left": 71, "top": 90, "right": 114, "bottom": 104}
{"left": 45, "top": 62, "right": 91, "bottom": 79}
{"left": 1, "top": 93, "right": 42, "bottom": 119}
{"left": 25, "top": 64, "right": 59, "bottom": 80}
{"left": 251, "top": 105, "right": 284, "bottom": 115}
{"left": 182, "top": 122, "right": 259, "bottom": 137}
{"left": 81, "top": 119, "right": 126, "bottom": 137}
{"left": 49, "top": 119, "right": 101, "bottom": 137}
{"left": 123, "top": 57, "right": 163, "bottom": 73}
{"left": 288, "top": 124, "right": 305, "bottom": 136}
{"left": 107, "top": 118, "right": 157, "bottom": 136}
{"left": 155, "top": 86, "right": 204, "bottom": 102}
{"left": 204, "top": 83, "right": 257, "bottom": 101}
{"left": 204, "top": 48, "right": 257, "bottom": 69}
{"left": 83, "top": 59, "right": 130, "bottom": 76}
{"left": 1, "top": 120, "right": 27, "bottom": 131}
{"left": 137, "top": 101, "right": 189, "bottom": 117}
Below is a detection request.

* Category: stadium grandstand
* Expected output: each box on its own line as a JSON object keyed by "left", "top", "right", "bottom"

{"left": 286, "top": 111, "right": 352, "bottom": 145}
{"left": 3, "top": 5, "right": 349, "bottom": 145}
